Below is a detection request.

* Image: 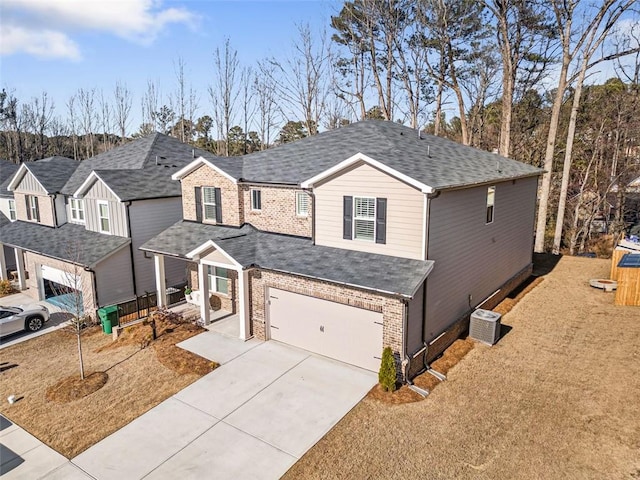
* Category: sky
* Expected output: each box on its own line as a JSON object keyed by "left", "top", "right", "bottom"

{"left": 1, "top": 0, "right": 638, "bottom": 135}
{"left": 0, "top": 0, "right": 342, "bottom": 132}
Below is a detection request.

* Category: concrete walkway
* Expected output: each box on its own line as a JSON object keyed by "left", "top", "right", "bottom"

{"left": 63, "top": 336, "right": 375, "bottom": 479}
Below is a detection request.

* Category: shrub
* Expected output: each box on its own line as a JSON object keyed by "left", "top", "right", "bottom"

{"left": 0, "top": 279, "right": 17, "bottom": 297}
{"left": 378, "top": 346, "right": 397, "bottom": 392}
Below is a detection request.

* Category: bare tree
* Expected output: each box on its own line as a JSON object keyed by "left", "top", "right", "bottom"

{"left": 253, "top": 65, "right": 280, "bottom": 150}
{"left": 23, "top": 92, "right": 54, "bottom": 159}
{"left": 113, "top": 81, "right": 132, "bottom": 143}
{"left": 98, "top": 89, "right": 113, "bottom": 151}
{"left": 261, "top": 24, "right": 330, "bottom": 136}
{"left": 140, "top": 79, "right": 160, "bottom": 135}
{"left": 209, "top": 39, "right": 241, "bottom": 156}
{"left": 0, "top": 89, "right": 25, "bottom": 163}
{"left": 551, "top": 0, "right": 638, "bottom": 253}
{"left": 77, "top": 88, "right": 97, "bottom": 158}
{"left": 66, "top": 94, "right": 80, "bottom": 161}
{"left": 173, "top": 57, "right": 188, "bottom": 142}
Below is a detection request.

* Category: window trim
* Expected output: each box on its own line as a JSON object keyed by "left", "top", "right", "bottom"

{"left": 97, "top": 200, "right": 111, "bottom": 234}
{"left": 207, "top": 265, "right": 230, "bottom": 296}
{"left": 296, "top": 191, "right": 309, "bottom": 217}
{"left": 353, "top": 196, "right": 376, "bottom": 242}
{"left": 250, "top": 189, "right": 262, "bottom": 212}
{"left": 27, "top": 195, "right": 39, "bottom": 222}
{"left": 8, "top": 199, "right": 16, "bottom": 221}
{"left": 202, "top": 186, "right": 217, "bottom": 221}
{"left": 70, "top": 198, "right": 85, "bottom": 223}
{"left": 486, "top": 186, "right": 496, "bottom": 224}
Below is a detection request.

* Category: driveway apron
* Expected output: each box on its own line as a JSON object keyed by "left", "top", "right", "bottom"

{"left": 71, "top": 338, "right": 377, "bottom": 479}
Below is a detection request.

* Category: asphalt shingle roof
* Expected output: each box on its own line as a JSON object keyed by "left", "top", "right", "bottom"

{"left": 0, "top": 221, "right": 130, "bottom": 267}
{"left": 63, "top": 133, "right": 225, "bottom": 200}
{"left": 21, "top": 157, "right": 79, "bottom": 193}
{"left": 210, "top": 120, "right": 541, "bottom": 190}
{"left": 0, "top": 160, "right": 19, "bottom": 198}
{"left": 141, "top": 221, "right": 433, "bottom": 297}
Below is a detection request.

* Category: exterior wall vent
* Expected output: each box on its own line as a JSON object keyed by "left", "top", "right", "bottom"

{"left": 470, "top": 309, "right": 502, "bottom": 345}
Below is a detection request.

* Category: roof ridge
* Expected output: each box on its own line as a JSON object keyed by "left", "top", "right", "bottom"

{"left": 141, "top": 132, "right": 162, "bottom": 167}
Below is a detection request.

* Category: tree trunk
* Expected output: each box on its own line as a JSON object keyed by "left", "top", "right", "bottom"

{"left": 77, "top": 333, "right": 85, "bottom": 380}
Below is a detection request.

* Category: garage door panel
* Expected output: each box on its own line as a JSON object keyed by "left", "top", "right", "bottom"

{"left": 268, "top": 288, "right": 383, "bottom": 372}
{"left": 41, "top": 265, "right": 80, "bottom": 289}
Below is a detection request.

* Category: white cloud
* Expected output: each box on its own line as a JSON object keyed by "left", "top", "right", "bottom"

{"left": 1, "top": 0, "right": 197, "bottom": 59}
{"left": 0, "top": 25, "right": 81, "bottom": 60}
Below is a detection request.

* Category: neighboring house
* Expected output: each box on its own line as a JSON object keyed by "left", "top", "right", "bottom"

{"left": 0, "top": 159, "right": 20, "bottom": 275}
{"left": 0, "top": 135, "right": 211, "bottom": 314}
{"left": 142, "top": 120, "right": 542, "bottom": 379}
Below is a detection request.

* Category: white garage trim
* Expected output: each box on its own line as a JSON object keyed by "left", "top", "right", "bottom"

{"left": 41, "top": 265, "right": 80, "bottom": 290}
{"left": 267, "top": 287, "right": 383, "bottom": 371}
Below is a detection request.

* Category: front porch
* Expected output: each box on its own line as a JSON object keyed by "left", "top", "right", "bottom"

{"left": 169, "top": 302, "right": 240, "bottom": 338}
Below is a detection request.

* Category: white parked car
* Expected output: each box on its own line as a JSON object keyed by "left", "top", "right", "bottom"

{"left": 0, "top": 304, "right": 50, "bottom": 338}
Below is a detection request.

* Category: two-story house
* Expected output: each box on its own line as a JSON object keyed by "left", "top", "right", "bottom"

{"left": 142, "top": 120, "right": 542, "bottom": 380}
{"left": 0, "top": 135, "right": 214, "bottom": 314}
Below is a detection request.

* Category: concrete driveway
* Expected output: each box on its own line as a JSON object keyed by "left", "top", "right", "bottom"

{"left": 69, "top": 339, "right": 376, "bottom": 479}
{"left": 0, "top": 292, "right": 70, "bottom": 349}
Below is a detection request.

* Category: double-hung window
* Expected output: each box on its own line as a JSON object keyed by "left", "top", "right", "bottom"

{"left": 486, "top": 186, "right": 496, "bottom": 224}
{"left": 8, "top": 199, "right": 16, "bottom": 221}
{"left": 296, "top": 191, "right": 309, "bottom": 217}
{"left": 353, "top": 196, "right": 376, "bottom": 241}
{"left": 251, "top": 189, "right": 262, "bottom": 211}
{"left": 203, "top": 187, "right": 217, "bottom": 221}
{"left": 98, "top": 201, "right": 110, "bottom": 233}
{"left": 70, "top": 198, "right": 85, "bottom": 223}
{"left": 207, "top": 266, "right": 229, "bottom": 295}
{"left": 26, "top": 195, "right": 40, "bottom": 222}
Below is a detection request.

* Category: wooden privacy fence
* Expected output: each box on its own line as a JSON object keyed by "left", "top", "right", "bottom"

{"left": 112, "top": 282, "right": 187, "bottom": 326}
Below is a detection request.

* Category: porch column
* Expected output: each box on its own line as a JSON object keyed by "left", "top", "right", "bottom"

{"left": 154, "top": 254, "right": 167, "bottom": 308}
{"left": 14, "top": 248, "right": 26, "bottom": 290}
{"left": 0, "top": 244, "right": 7, "bottom": 281}
{"left": 198, "top": 262, "right": 210, "bottom": 325}
{"left": 237, "top": 268, "right": 251, "bottom": 340}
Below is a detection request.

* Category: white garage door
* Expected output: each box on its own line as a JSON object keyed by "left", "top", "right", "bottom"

{"left": 41, "top": 265, "right": 80, "bottom": 289}
{"left": 268, "top": 288, "right": 383, "bottom": 371}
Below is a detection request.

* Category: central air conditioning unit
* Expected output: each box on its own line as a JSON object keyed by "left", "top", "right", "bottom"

{"left": 470, "top": 309, "right": 502, "bottom": 345}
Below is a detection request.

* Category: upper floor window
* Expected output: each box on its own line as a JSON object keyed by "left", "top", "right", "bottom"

{"left": 354, "top": 197, "right": 376, "bottom": 241}
{"left": 343, "top": 196, "right": 386, "bottom": 244}
{"left": 486, "top": 186, "right": 496, "bottom": 224}
{"left": 70, "top": 198, "right": 85, "bottom": 223}
{"left": 203, "top": 187, "right": 218, "bottom": 221}
{"left": 8, "top": 199, "right": 16, "bottom": 221}
{"left": 207, "top": 266, "right": 229, "bottom": 295}
{"left": 98, "top": 201, "right": 111, "bottom": 233}
{"left": 26, "top": 195, "right": 40, "bottom": 222}
{"left": 296, "top": 191, "right": 309, "bottom": 217}
{"left": 251, "top": 189, "right": 262, "bottom": 211}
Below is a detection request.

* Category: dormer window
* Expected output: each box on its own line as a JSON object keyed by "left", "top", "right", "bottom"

{"left": 251, "top": 189, "right": 262, "bottom": 211}
{"left": 70, "top": 198, "right": 85, "bottom": 223}
{"left": 296, "top": 191, "right": 309, "bottom": 217}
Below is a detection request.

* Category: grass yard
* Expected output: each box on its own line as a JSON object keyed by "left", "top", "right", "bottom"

{"left": 284, "top": 255, "right": 640, "bottom": 479}
{"left": 0, "top": 312, "right": 215, "bottom": 458}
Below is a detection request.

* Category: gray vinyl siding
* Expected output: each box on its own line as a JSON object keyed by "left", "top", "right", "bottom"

{"left": 83, "top": 180, "right": 128, "bottom": 236}
{"left": 94, "top": 246, "right": 135, "bottom": 306}
{"left": 15, "top": 171, "right": 46, "bottom": 194}
{"left": 406, "top": 281, "right": 425, "bottom": 355}
{"left": 129, "top": 197, "right": 186, "bottom": 293}
{"left": 424, "top": 176, "right": 538, "bottom": 341}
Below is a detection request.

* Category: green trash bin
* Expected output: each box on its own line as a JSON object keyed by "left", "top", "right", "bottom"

{"left": 98, "top": 305, "right": 119, "bottom": 334}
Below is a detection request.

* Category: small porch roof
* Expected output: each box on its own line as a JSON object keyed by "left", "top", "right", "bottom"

{"left": 0, "top": 221, "right": 131, "bottom": 268}
{"left": 141, "top": 221, "right": 434, "bottom": 298}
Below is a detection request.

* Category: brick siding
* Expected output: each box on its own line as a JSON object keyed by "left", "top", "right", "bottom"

{"left": 13, "top": 192, "right": 56, "bottom": 227}
{"left": 241, "top": 185, "right": 312, "bottom": 237}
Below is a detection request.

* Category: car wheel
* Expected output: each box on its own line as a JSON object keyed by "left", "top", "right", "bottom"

{"left": 26, "top": 316, "right": 44, "bottom": 332}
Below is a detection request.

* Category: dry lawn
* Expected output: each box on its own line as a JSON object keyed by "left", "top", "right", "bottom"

{"left": 284, "top": 256, "right": 640, "bottom": 480}
{"left": 0, "top": 316, "right": 214, "bottom": 458}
